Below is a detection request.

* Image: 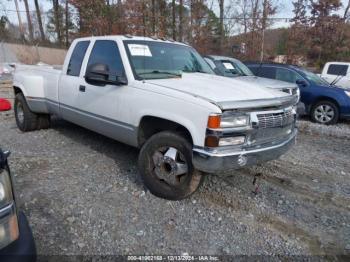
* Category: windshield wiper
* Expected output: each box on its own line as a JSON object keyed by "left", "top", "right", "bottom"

{"left": 138, "top": 70, "right": 182, "bottom": 77}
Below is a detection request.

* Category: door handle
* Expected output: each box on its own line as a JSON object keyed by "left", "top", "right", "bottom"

{"left": 79, "top": 85, "right": 86, "bottom": 92}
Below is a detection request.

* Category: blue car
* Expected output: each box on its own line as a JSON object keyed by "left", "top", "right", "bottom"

{"left": 245, "top": 62, "right": 350, "bottom": 124}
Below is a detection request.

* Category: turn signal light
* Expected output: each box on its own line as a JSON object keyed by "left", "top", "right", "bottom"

{"left": 207, "top": 115, "right": 221, "bottom": 129}
{"left": 205, "top": 136, "right": 219, "bottom": 147}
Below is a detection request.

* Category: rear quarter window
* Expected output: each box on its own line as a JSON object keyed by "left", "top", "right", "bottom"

{"left": 327, "top": 64, "right": 348, "bottom": 76}
{"left": 67, "top": 41, "right": 90, "bottom": 77}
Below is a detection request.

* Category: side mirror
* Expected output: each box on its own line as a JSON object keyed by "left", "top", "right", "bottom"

{"left": 296, "top": 79, "right": 307, "bottom": 87}
{"left": 0, "top": 149, "right": 10, "bottom": 169}
{"left": 85, "top": 63, "right": 127, "bottom": 86}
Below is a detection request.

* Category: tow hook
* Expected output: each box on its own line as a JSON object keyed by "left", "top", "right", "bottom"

{"left": 252, "top": 173, "right": 263, "bottom": 195}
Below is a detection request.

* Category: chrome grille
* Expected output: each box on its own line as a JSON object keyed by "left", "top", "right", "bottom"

{"left": 257, "top": 110, "right": 294, "bottom": 129}
{"left": 280, "top": 88, "right": 298, "bottom": 95}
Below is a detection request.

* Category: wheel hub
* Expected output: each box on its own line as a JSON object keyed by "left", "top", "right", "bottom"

{"left": 17, "top": 103, "right": 24, "bottom": 124}
{"left": 152, "top": 147, "right": 189, "bottom": 185}
{"left": 315, "top": 105, "right": 334, "bottom": 123}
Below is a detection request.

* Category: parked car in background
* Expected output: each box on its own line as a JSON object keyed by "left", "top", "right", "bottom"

{"left": 320, "top": 62, "right": 350, "bottom": 89}
{"left": 204, "top": 55, "right": 302, "bottom": 112}
{"left": 0, "top": 148, "right": 36, "bottom": 262}
{"left": 13, "top": 35, "right": 298, "bottom": 200}
{"left": 245, "top": 62, "right": 350, "bottom": 125}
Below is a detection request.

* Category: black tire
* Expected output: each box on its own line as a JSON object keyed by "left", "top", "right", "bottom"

{"left": 311, "top": 100, "right": 339, "bottom": 125}
{"left": 138, "top": 131, "right": 204, "bottom": 200}
{"left": 14, "top": 93, "right": 39, "bottom": 132}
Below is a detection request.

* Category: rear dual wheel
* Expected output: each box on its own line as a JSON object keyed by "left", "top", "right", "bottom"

{"left": 14, "top": 93, "right": 50, "bottom": 132}
{"left": 138, "top": 131, "right": 204, "bottom": 200}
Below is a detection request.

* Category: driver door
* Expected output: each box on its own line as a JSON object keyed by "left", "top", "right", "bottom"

{"left": 76, "top": 40, "right": 133, "bottom": 144}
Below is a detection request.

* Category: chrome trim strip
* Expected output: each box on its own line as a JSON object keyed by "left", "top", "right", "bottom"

{"left": 217, "top": 95, "right": 298, "bottom": 111}
{"left": 0, "top": 203, "right": 15, "bottom": 220}
{"left": 194, "top": 129, "right": 297, "bottom": 157}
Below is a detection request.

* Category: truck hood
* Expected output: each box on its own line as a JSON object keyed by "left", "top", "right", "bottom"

{"left": 146, "top": 73, "right": 290, "bottom": 104}
{"left": 235, "top": 76, "right": 298, "bottom": 90}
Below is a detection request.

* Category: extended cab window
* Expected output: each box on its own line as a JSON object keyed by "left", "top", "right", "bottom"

{"left": 67, "top": 41, "right": 90, "bottom": 76}
{"left": 327, "top": 64, "right": 348, "bottom": 76}
{"left": 87, "top": 40, "right": 125, "bottom": 75}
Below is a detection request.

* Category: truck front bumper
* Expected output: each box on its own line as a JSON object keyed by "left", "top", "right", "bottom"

{"left": 193, "top": 130, "right": 297, "bottom": 174}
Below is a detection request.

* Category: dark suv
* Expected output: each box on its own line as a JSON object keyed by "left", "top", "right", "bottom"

{"left": 245, "top": 62, "right": 350, "bottom": 125}
{"left": 0, "top": 148, "right": 36, "bottom": 262}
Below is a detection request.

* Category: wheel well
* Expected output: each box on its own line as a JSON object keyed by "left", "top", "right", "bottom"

{"left": 13, "top": 86, "right": 22, "bottom": 95}
{"left": 138, "top": 116, "right": 193, "bottom": 147}
{"left": 311, "top": 97, "right": 340, "bottom": 112}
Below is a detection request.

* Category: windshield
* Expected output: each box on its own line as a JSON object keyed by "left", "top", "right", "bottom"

{"left": 217, "top": 59, "right": 254, "bottom": 77}
{"left": 124, "top": 40, "right": 214, "bottom": 80}
{"left": 298, "top": 67, "right": 329, "bottom": 86}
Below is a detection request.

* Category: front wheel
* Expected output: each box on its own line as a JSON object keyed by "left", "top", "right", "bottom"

{"left": 138, "top": 131, "right": 204, "bottom": 200}
{"left": 311, "top": 100, "right": 339, "bottom": 125}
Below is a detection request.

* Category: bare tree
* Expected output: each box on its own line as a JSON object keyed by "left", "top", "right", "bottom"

{"left": 152, "top": 0, "right": 156, "bottom": 35}
{"left": 34, "top": 0, "right": 46, "bottom": 42}
{"left": 65, "top": 0, "right": 69, "bottom": 47}
{"left": 23, "top": 0, "right": 34, "bottom": 41}
{"left": 159, "top": 0, "right": 166, "bottom": 37}
{"left": 52, "top": 0, "right": 62, "bottom": 44}
{"left": 344, "top": 0, "right": 350, "bottom": 20}
{"left": 260, "top": 0, "right": 268, "bottom": 61}
{"left": 172, "top": 0, "right": 176, "bottom": 40}
{"left": 13, "top": 0, "right": 25, "bottom": 40}
{"left": 218, "top": 0, "right": 224, "bottom": 53}
{"left": 179, "top": 0, "right": 183, "bottom": 41}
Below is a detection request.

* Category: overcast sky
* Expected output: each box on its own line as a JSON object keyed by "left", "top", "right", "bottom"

{"left": 1, "top": 0, "right": 349, "bottom": 30}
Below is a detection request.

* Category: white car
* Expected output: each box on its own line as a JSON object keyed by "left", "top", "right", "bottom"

{"left": 12, "top": 35, "right": 298, "bottom": 200}
{"left": 320, "top": 62, "right": 350, "bottom": 89}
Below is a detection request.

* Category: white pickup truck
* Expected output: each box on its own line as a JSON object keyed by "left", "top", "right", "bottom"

{"left": 320, "top": 62, "right": 350, "bottom": 89}
{"left": 13, "top": 35, "right": 298, "bottom": 200}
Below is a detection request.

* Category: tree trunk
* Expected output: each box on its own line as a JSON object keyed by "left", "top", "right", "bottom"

{"left": 179, "top": 0, "right": 183, "bottom": 41}
{"left": 159, "top": 0, "right": 166, "bottom": 37}
{"left": 34, "top": 0, "right": 45, "bottom": 42}
{"left": 53, "top": 0, "right": 62, "bottom": 45}
{"left": 13, "top": 0, "right": 25, "bottom": 40}
{"left": 218, "top": 0, "right": 224, "bottom": 53}
{"left": 260, "top": 0, "right": 269, "bottom": 62}
{"left": 106, "top": 0, "right": 112, "bottom": 34}
{"left": 65, "top": 0, "right": 69, "bottom": 48}
{"left": 172, "top": 0, "right": 176, "bottom": 40}
{"left": 152, "top": 0, "right": 156, "bottom": 35}
{"left": 23, "top": 0, "right": 34, "bottom": 41}
{"left": 344, "top": 0, "right": 350, "bottom": 20}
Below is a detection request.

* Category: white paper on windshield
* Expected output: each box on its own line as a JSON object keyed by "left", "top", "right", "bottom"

{"left": 223, "top": 62, "right": 235, "bottom": 70}
{"left": 128, "top": 44, "right": 152, "bottom": 57}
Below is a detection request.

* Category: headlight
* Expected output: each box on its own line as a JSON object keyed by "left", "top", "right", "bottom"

{"left": 345, "top": 90, "right": 350, "bottom": 98}
{"left": 0, "top": 165, "right": 19, "bottom": 249}
{"left": 0, "top": 168, "right": 13, "bottom": 208}
{"left": 220, "top": 114, "right": 249, "bottom": 128}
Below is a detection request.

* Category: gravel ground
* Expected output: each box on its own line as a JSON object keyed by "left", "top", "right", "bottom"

{"left": 0, "top": 109, "right": 350, "bottom": 257}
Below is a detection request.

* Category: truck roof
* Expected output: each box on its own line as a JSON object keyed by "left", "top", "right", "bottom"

{"left": 72, "top": 35, "right": 189, "bottom": 46}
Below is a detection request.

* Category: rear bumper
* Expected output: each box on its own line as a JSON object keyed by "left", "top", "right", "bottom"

{"left": 0, "top": 212, "right": 36, "bottom": 262}
{"left": 193, "top": 130, "right": 297, "bottom": 174}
